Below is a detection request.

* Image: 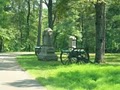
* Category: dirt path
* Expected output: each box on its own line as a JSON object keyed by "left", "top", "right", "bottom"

{"left": 0, "top": 52, "right": 46, "bottom": 90}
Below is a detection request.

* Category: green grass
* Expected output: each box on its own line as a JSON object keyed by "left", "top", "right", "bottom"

{"left": 90, "top": 53, "right": 120, "bottom": 63}
{"left": 17, "top": 53, "right": 120, "bottom": 90}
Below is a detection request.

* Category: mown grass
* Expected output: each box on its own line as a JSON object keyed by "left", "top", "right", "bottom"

{"left": 17, "top": 53, "right": 120, "bottom": 90}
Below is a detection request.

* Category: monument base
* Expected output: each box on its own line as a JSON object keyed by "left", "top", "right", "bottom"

{"left": 37, "top": 46, "right": 58, "bottom": 61}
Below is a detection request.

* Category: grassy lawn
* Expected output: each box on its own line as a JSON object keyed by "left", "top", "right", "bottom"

{"left": 17, "top": 53, "right": 120, "bottom": 90}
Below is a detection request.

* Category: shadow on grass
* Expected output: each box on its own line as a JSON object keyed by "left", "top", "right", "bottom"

{"left": 0, "top": 62, "right": 21, "bottom": 71}
{"left": 17, "top": 54, "right": 36, "bottom": 59}
{"left": 36, "top": 69, "right": 120, "bottom": 90}
{"left": 36, "top": 71, "right": 98, "bottom": 90}
{"left": 17, "top": 54, "right": 62, "bottom": 70}
{"left": 5, "top": 79, "right": 41, "bottom": 87}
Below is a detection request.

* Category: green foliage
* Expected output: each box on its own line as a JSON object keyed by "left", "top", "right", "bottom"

{"left": 106, "top": 0, "right": 120, "bottom": 52}
{"left": 54, "top": 10, "right": 81, "bottom": 49}
{"left": 55, "top": 0, "right": 120, "bottom": 53}
{"left": 0, "top": 0, "right": 120, "bottom": 53}
{"left": 54, "top": 0, "right": 95, "bottom": 51}
{"left": 17, "top": 54, "right": 120, "bottom": 90}
{"left": 0, "top": 0, "right": 39, "bottom": 51}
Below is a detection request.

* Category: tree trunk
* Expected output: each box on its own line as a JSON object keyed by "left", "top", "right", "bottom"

{"left": 0, "top": 37, "right": 3, "bottom": 52}
{"left": 26, "top": 0, "right": 30, "bottom": 36}
{"left": 48, "top": 0, "right": 53, "bottom": 29}
{"left": 37, "top": 0, "right": 43, "bottom": 46}
{"left": 17, "top": 1, "right": 23, "bottom": 49}
{"left": 95, "top": 1, "right": 106, "bottom": 63}
{"left": 26, "top": 0, "right": 31, "bottom": 51}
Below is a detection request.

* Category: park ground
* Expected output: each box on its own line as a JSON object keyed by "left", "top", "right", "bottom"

{"left": 0, "top": 52, "right": 46, "bottom": 90}
{"left": 17, "top": 52, "right": 120, "bottom": 90}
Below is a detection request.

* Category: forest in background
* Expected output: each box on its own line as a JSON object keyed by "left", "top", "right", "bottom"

{"left": 0, "top": 0, "right": 120, "bottom": 53}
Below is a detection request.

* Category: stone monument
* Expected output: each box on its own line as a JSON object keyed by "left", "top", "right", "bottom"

{"left": 69, "top": 36, "right": 77, "bottom": 49}
{"left": 38, "top": 28, "right": 58, "bottom": 60}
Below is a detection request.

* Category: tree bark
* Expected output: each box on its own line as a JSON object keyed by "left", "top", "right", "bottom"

{"left": 0, "top": 37, "right": 3, "bottom": 52}
{"left": 37, "top": 0, "right": 43, "bottom": 46}
{"left": 95, "top": 1, "right": 106, "bottom": 63}
{"left": 17, "top": 1, "right": 23, "bottom": 48}
{"left": 48, "top": 0, "right": 53, "bottom": 29}
{"left": 26, "top": 0, "right": 30, "bottom": 37}
{"left": 26, "top": 0, "right": 31, "bottom": 51}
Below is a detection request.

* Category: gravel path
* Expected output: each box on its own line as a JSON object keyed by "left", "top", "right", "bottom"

{"left": 0, "top": 52, "right": 46, "bottom": 90}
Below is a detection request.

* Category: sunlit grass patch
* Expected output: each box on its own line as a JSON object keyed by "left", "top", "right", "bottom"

{"left": 17, "top": 53, "right": 120, "bottom": 90}
{"left": 105, "top": 53, "right": 120, "bottom": 62}
{"left": 90, "top": 53, "right": 120, "bottom": 63}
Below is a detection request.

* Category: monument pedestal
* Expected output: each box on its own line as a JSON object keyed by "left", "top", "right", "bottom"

{"left": 38, "top": 46, "right": 58, "bottom": 60}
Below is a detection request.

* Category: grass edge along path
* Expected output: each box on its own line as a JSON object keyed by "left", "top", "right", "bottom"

{"left": 17, "top": 54, "right": 120, "bottom": 90}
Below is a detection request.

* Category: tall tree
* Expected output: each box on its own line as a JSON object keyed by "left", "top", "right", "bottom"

{"left": 48, "top": 0, "right": 53, "bottom": 29}
{"left": 95, "top": 0, "right": 106, "bottom": 63}
{"left": 26, "top": 0, "right": 31, "bottom": 51}
{"left": 37, "top": 0, "right": 43, "bottom": 46}
{"left": 26, "top": 0, "right": 31, "bottom": 39}
{"left": 44, "top": 0, "right": 54, "bottom": 29}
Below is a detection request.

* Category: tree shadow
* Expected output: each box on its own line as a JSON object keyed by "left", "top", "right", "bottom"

{"left": 36, "top": 68, "right": 120, "bottom": 90}
{"left": 36, "top": 71, "right": 100, "bottom": 90}
{"left": 17, "top": 54, "right": 62, "bottom": 71}
{"left": 0, "top": 62, "right": 22, "bottom": 71}
{"left": 4, "top": 79, "right": 43, "bottom": 87}
{"left": 0, "top": 55, "right": 22, "bottom": 71}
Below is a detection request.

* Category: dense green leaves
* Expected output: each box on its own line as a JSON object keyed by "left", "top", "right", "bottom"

{"left": 0, "top": 0, "right": 120, "bottom": 53}
{"left": 106, "top": 0, "right": 120, "bottom": 52}
{"left": 0, "top": 0, "right": 40, "bottom": 51}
